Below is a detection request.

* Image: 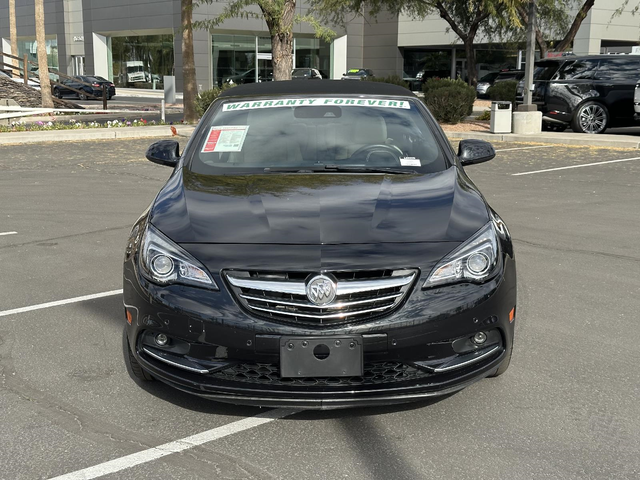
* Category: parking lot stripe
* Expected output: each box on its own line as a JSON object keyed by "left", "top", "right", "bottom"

{"left": 0, "top": 231, "right": 17, "bottom": 236}
{"left": 48, "top": 408, "right": 298, "bottom": 480}
{"left": 495, "top": 145, "right": 554, "bottom": 152}
{"left": 512, "top": 156, "right": 640, "bottom": 176}
{"left": 0, "top": 290, "right": 123, "bottom": 318}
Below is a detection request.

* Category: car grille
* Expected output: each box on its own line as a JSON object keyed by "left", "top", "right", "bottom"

{"left": 225, "top": 269, "right": 417, "bottom": 326}
{"left": 212, "top": 361, "right": 430, "bottom": 387}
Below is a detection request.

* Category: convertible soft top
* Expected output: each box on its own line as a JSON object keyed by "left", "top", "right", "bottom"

{"left": 218, "top": 79, "right": 415, "bottom": 99}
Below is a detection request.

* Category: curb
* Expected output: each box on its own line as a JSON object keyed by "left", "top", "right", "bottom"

{"left": 0, "top": 125, "right": 196, "bottom": 144}
{"left": 443, "top": 130, "right": 640, "bottom": 149}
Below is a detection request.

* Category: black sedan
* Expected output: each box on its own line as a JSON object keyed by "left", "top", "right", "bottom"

{"left": 53, "top": 75, "right": 115, "bottom": 100}
{"left": 123, "top": 81, "right": 517, "bottom": 409}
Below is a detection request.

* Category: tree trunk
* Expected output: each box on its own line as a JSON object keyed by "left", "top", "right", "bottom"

{"left": 464, "top": 40, "right": 478, "bottom": 87}
{"left": 555, "top": 0, "right": 595, "bottom": 52}
{"left": 34, "top": 0, "right": 53, "bottom": 108}
{"left": 181, "top": 0, "right": 198, "bottom": 123}
{"left": 271, "top": 32, "right": 293, "bottom": 81}
{"left": 263, "top": 0, "right": 295, "bottom": 81}
{"left": 9, "top": 0, "right": 19, "bottom": 76}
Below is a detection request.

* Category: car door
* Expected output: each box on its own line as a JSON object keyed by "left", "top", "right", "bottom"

{"left": 546, "top": 59, "right": 599, "bottom": 117}
{"left": 528, "top": 61, "right": 561, "bottom": 109}
{"left": 594, "top": 57, "right": 640, "bottom": 122}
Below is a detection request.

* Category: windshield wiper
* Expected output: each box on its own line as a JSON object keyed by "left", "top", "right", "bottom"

{"left": 264, "top": 165, "right": 416, "bottom": 175}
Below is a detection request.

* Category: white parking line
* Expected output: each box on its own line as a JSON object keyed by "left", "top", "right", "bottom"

{"left": 512, "top": 156, "right": 640, "bottom": 176}
{"left": 0, "top": 231, "right": 17, "bottom": 236}
{"left": 0, "top": 290, "right": 123, "bottom": 318}
{"left": 49, "top": 408, "right": 298, "bottom": 480}
{"left": 495, "top": 145, "right": 554, "bottom": 152}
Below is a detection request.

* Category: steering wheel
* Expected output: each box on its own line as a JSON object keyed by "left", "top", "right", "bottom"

{"left": 349, "top": 144, "right": 403, "bottom": 165}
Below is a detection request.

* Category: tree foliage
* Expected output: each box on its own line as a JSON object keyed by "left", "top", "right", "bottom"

{"left": 309, "top": 0, "right": 521, "bottom": 86}
{"left": 490, "top": 0, "right": 596, "bottom": 58}
{"left": 193, "top": 1, "right": 334, "bottom": 81}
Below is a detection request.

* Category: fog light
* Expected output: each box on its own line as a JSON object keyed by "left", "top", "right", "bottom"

{"left": 155, "top": 333, "right": 169, "bottom": 346}
{"left": 472, "top": 332, "right": 487, "bottom": 345}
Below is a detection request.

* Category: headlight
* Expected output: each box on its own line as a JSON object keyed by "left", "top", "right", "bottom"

{"left": 424, "top": 221, "right": 500, "bottom": 288}
{"left": 139, "top": 224, "right": 218, "bottom": 289}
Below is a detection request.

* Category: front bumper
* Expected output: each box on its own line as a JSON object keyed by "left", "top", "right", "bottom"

{"left": 123, "top": 242, "right": 516, "bottom": 408}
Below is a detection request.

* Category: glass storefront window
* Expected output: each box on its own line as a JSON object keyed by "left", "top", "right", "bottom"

{"left": 213, "top": 34, "right": 257, "bottom": 86}
{"left": 213, "top": 34, "right": 331, "bottom": 85}
{"left": 18, "top": 37, "right": 58, "bottom": 78}
{"left": 111, "top": 35, "right": 174, "bottom": 89}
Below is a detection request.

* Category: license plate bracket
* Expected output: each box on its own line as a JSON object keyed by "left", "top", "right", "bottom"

{"left": 280, "top": 336, "right": 363, "bottom": 378}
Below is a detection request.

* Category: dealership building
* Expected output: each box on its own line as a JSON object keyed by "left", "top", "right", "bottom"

{"left": 2, "top": 0, "right": 640, "bottom": 91}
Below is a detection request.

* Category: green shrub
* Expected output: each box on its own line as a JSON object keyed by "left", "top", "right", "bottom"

{"left": 422, "top": 77, "right": 470, "bottom": 95}
{"left": 487, "top": 80, "right": 517, "bottom": 106}
{"left": 365, "top": 74, "right": 410, "bottom": 90}
{"left": 194, "top": 83, "right": 235, "bottom": 117}
{"left": 476, "top": 110, "right": 491, "bottom": 121}
{"left": 423, "top": 79, "right": 476, "bottom": 124}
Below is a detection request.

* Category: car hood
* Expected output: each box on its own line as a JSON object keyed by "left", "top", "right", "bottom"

{"left": 149, "top": 167, "right": 489, "bottom": 245}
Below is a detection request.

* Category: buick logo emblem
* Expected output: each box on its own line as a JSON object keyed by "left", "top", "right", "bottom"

{"left": 306, "top": 275, "right": 337, "bottom": 306}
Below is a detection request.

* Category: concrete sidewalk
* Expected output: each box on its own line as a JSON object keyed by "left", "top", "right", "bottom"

{"left": 444, "top": 130, "right": 640, "bottom": 149}
{"left": 0, "top": 124, "right": 196, "bottom": 144}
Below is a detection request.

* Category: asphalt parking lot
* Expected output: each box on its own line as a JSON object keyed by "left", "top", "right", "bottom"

{"left": 0, "top": 137, "right": 638, "bottom": 480}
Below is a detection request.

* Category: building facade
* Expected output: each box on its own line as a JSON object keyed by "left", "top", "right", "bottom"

{"left": 1, "top": 0, "right": 640, "bottom": 91}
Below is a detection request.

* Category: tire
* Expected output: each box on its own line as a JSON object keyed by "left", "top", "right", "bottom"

{"left": 78, "top": 91, "right": 87, "bottom": 100}
{"left": 54, "top": 89, "right": 63, "bottom": 99}
{"left": 571, "top": 101, "right": 608, "bottom": 134}
{"left": 122, "top": 327, "right": 154, "bottom": 382}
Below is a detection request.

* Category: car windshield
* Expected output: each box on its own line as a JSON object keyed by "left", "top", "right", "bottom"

{"left": 292, "top": 69, "right": 311, "bottom": 76}
{"left": 533, "top": 61, "right": 560, "bottom": 81}
{"left": 347, "top": 69, "right": 366, "bottom": 76}
{"left": 189, "top": 96, "right": 448, "bottom": 175}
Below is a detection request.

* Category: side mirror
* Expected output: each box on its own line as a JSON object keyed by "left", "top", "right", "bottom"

{"left": 458, "top": 139, "right": 495, "bottom": 166}
{"left": 146, "top": 140, "right": 180, "bottom": 167}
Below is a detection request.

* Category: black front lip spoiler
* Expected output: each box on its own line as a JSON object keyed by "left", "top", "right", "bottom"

{"left": 138, "top": 349, "right": 505, "bottom": 410}
{"left": 157, "top": 369, "right": 498, "bottom": 409}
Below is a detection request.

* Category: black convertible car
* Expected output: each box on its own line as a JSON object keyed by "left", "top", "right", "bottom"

{"left": 122, "top": 81, "right": 517, "bottom": 409}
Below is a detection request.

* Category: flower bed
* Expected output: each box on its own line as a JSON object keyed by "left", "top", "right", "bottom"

{"left": 0, "top": 118, "right": 182, "bottom": 133}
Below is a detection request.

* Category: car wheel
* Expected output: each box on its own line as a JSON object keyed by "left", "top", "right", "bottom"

{"left": 54, "top": 89, "right": 62, "bottom": 99}
{"left": 78, "top": 92, "right": 87, "bottom": 100}
{"left": 571, "top": 101, "right": 608, "bottom": 134}
{"left": 122, "top": 327, "right": 154, "bottom": 382}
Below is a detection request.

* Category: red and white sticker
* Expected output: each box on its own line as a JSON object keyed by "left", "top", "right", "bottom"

{"left": 202, "top": 125, "right": 249, "bottom": 153}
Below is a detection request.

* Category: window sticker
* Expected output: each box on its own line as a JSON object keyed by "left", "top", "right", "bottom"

{"left": 202, "top": 125, "right": 249, "bottom": 153}
{"left": 222, "top": 98, "right": 411, "bottom": 112}
{"left": 400, "top": 157, "right": 421, "bottom": 167}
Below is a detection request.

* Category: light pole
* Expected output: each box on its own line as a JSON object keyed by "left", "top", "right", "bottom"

{"left": 520, "top": 0, "right": 537, "bottom": 109}
{"left": 513, "top": 0, "right": 542, "bottom": 133}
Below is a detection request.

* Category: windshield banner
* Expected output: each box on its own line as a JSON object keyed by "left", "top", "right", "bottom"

{"left": 222, "top": 98, "right": 411, "bottom": 112}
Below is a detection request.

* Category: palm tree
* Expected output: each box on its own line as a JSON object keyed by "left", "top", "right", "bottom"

{"left": 182, "top": 0, "right": 198, "bottom": 122}
{"left": 35, "top": 0, "right": 53, "bottom": 108}
{"left": 9, "top": 0, "right": 18, "bottom": 76}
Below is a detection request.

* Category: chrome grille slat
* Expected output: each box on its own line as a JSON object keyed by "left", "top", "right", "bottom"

{"left": 250, "top": 304, "right": 394, "bottom": 320}
{"left": 225, "top": 269, "right": 417, "bottom": 326}
{"left": 239, "top": 293, "right": 403, "bottom": 309}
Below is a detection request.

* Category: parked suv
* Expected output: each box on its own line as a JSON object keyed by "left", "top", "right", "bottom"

{"left": 516, "top": 55, "right": 640, "bottom": 133}
{"left": 477, "top": 70, "right": 524, "bottom": 98}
